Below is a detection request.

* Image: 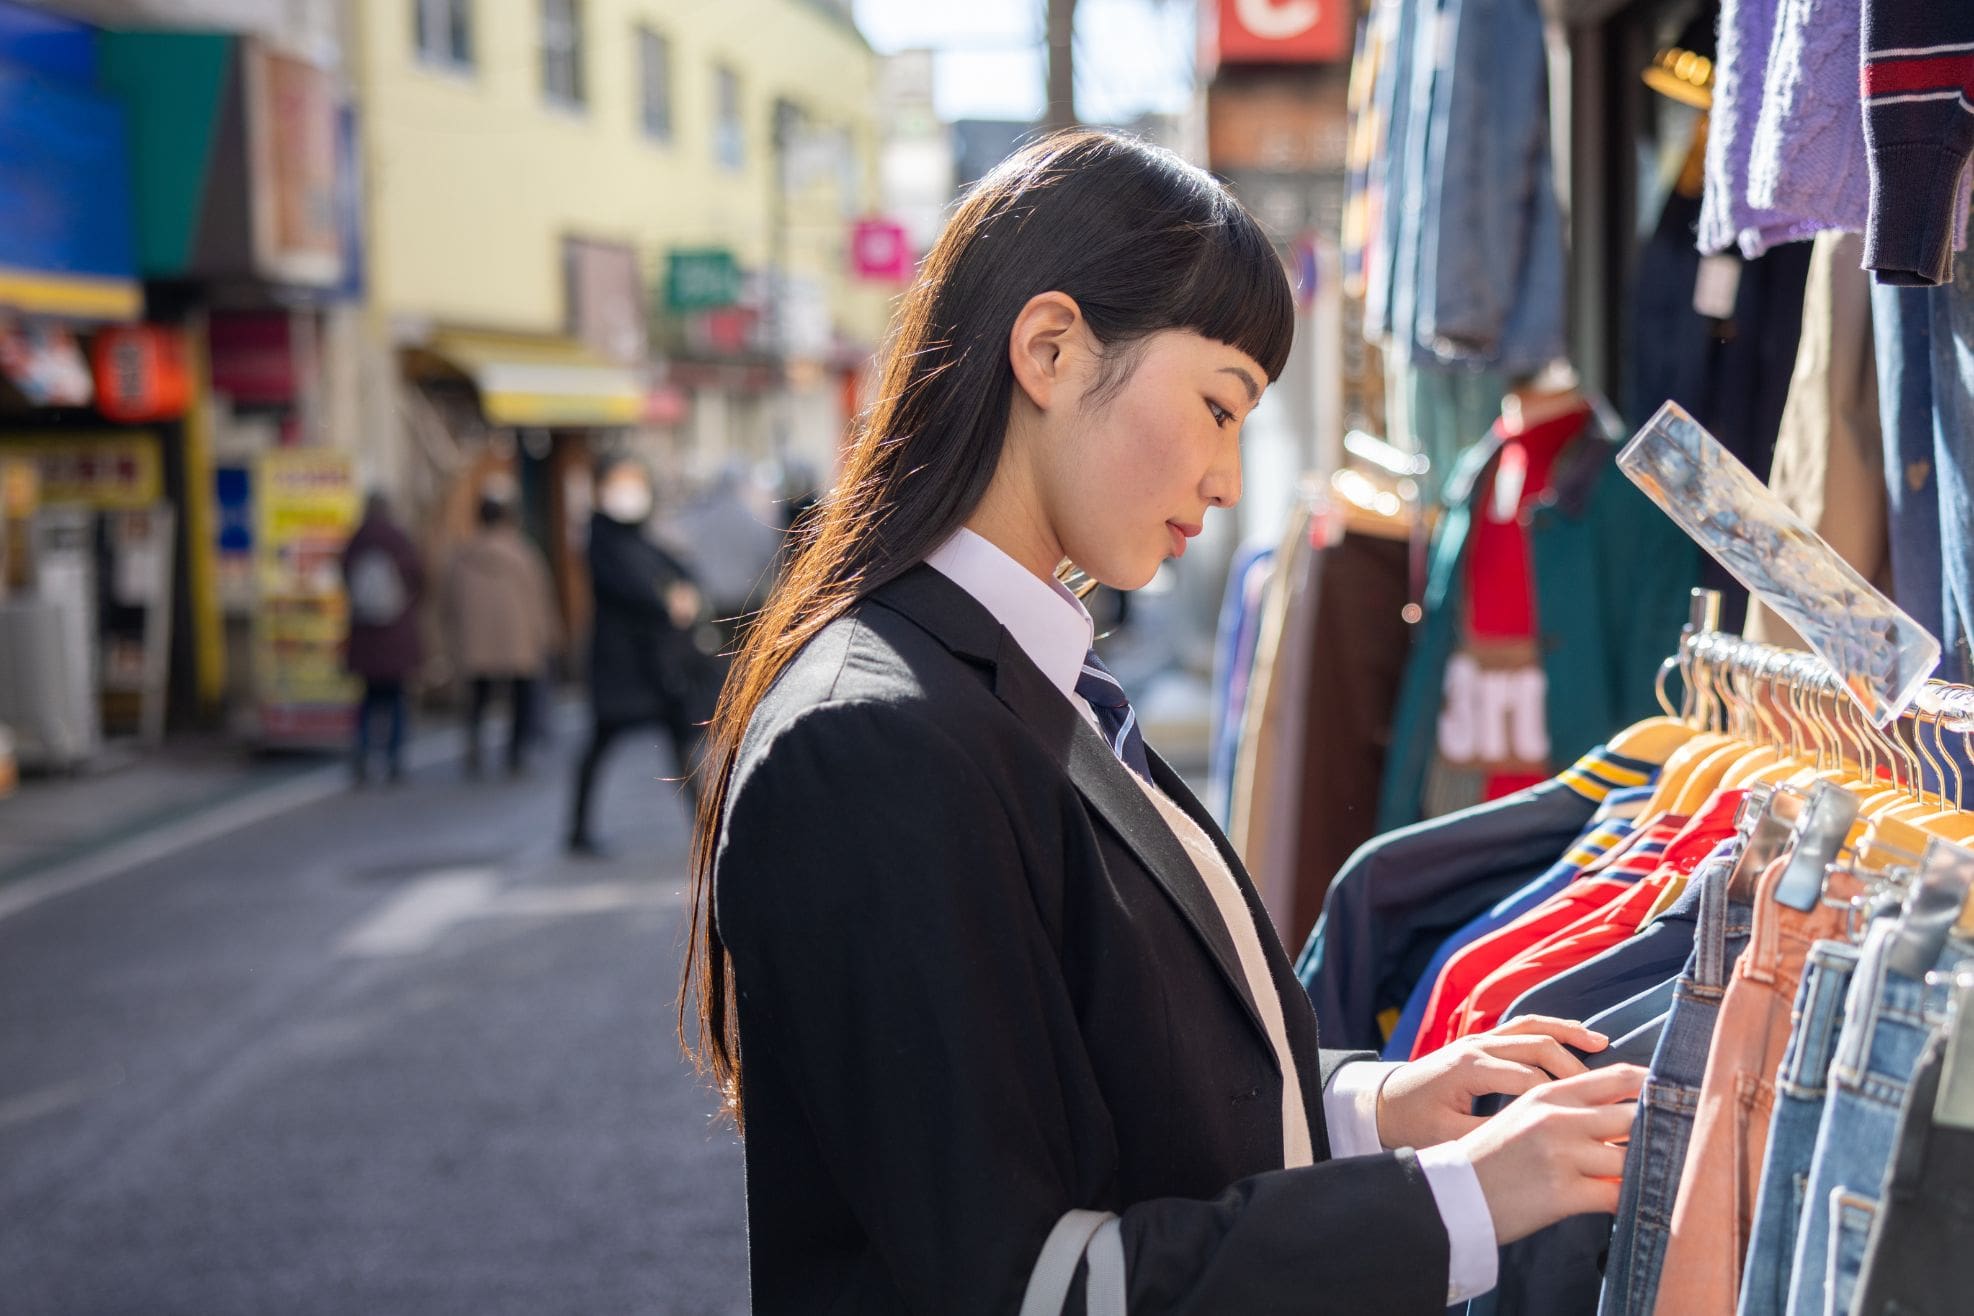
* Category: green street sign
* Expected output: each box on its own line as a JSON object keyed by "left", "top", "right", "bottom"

{"left": 665, "top": 249, "right": 742, "bottom": 313}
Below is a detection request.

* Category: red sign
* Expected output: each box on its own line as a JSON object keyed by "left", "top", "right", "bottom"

{"left": 850, "top": 218, "right": 914, "bottom": 282}
{"left": 92, "top": 325, "right": 191, "bottom": 422}
{"left": 208, "top": 310, "right": 297, "bottom": 404}
{"left": 1212, "top": 0, "right": 1350, "bottom": 65}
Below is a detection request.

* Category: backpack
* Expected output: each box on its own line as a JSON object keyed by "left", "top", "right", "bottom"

{"left": 348, "top": 546, "right": 408, "bottom": 626}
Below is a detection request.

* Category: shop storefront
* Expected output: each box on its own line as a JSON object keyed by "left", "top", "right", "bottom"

{"left": 0, "top": 4, "right": 170, "bottom": 771}
{"left": 1207, "top": 0, "right": 1974, "bottom": 1309}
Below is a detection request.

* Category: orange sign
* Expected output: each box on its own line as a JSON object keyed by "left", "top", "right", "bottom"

{"left": 92, "top": 325, "right": 191, "bottom": 423}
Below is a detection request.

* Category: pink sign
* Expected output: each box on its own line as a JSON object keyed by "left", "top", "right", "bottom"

{"left": 850, "top": 218, "right": 913, "bottom": 282}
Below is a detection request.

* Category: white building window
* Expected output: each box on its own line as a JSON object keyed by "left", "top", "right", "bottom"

{"left": 715, "top": 65, "right": 744, "bottom": 171}
{"left": 638, "top": 27, "right": 671, "bottom": 142}
{"left": 414, "top": 0, "right": 473, "bottom": 70}
{"left": 541, "top": 0, "right": 585, "bottom": 109}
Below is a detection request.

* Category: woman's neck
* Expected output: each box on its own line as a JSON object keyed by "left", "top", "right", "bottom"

{"left": 964, "top": 468, "right": 1066, "bottom": 585}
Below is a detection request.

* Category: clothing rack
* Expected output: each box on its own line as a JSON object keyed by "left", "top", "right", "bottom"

{"left": 1655, "top": 590, "right": 1974, "bottom": 813}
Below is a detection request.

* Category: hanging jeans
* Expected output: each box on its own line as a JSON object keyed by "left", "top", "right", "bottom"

{"left": 1852, "top": 1021, "right": 1974, "bottom": 1314}
{"left": 1598, "top": 867, "right": 1754, "bottom": 1316}
{"left": 1733, "top": 937, "right": 1861, "bottom": 1316}
{"left": 1929, "top": 256, "right": 1974, "bottom": 687}
{"left": 1648, "top": 858, "right": 1863, "bottom": 1316}
{"left": 1870, "top": 282, "right": 1947, "bottom": 650}
{"left": 1784, "top": 919, "right": 1963, "bottom": 1315}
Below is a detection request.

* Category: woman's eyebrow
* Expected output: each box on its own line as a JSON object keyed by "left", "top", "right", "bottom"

{"left": 1218, "top": 366, "right": 1259, "bottom": 404}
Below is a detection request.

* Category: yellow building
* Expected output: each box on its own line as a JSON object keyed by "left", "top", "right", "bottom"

{"left": 350, "top": 0, "right": 893, "bottom": 630}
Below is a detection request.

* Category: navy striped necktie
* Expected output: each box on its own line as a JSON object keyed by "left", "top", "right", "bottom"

{"left": 1076, "top": 649, "right": 1152, "bottom": 782}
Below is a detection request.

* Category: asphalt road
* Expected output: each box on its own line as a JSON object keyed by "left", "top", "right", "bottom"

{"left": 0, "top": 726, "right": 747, "bottom": 1315}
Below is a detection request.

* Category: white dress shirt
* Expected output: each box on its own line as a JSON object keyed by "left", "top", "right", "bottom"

{"left": 925, "top": 527, "right": 1498, "bottom": 1305}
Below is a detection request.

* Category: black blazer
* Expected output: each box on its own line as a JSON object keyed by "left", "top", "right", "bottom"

{"left": 714, "top": 565, "right": 1450, "bottom": 1314}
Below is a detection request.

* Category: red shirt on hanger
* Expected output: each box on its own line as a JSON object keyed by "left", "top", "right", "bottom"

{"left": 1431, "top": 403, "right": 1595, "bottom": 809}
{"left": 1447, "top": 789, "right": 1750, "bottom": 1041}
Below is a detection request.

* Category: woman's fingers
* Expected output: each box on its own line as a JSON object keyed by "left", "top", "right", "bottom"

{"left": 1543, "top": 1063, "right": 1647, "bottom": 1107}
{"left": 1491, "top": 1014, "right": 1610, "bottom": 1052}
{"left": 1475, "top": 1033, "right": 1591, "bottom": 1081}
{"left": 1463, "top": 1056, "right": 1553, "bottom": 1101}
{"left": 1573, "top": 1139, "right": 1630, "bottom": 1182}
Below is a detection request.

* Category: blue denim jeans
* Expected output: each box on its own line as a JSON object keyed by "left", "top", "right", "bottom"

{"left": 1928, "top": 256, "right": 1974, "bottom": 687}
{"left": 1785, "top": 920, "right": 1962, "bottom": 1316}
{"left": 1870, "top": 282, "right": 1946, "bottom": 656}
{"left": 1598, "top": 870, "right": 1755, "bottom": 1316}
{"left": 1735, "top": 937, "right": 1861, "bottom": 1316}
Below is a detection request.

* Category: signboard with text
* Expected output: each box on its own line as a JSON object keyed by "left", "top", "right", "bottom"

{"left": 1211, "top": 0, "right": 1350, "bottom": 66}
{"left": 253, "top": 448, "right": 359, "bottom": 745}
{"left": 665, "top": 249, "right": 742, "bottom": 313}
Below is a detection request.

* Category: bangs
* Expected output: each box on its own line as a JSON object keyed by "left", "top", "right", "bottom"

{"left": 1170, "top": 190, "right": 1296, "bottom": 383}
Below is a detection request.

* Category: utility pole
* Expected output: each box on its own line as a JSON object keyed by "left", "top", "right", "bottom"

{"left": 1044, "top": 0, "right": 1077, "bottom": 132}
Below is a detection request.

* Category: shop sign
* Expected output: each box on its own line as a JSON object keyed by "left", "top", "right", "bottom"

{"left": 209, "top": 310, "right": 297, "bottom": 404}
{"left": 850, "top": 218, "right": 913, "bottom": 282}
{"left": 1211, "top": 0, "right": 1350, "bottom": 66}
{"left": 0, "top": 58, "right": 141, "bottom": 320}
{"left": 253, "top": 448, "right": 359, "bottom": 744}
{"left": 92, "top": 324, "right": 191, "bottom": 422}
{"left": 685, "top": 305, "right": 762, "bottom": 357}
{"left": 1, "top": 432, "right": 162, "bottom": 509}
{"left": 666, "top": 249, "right": 742, "bottom": 313}
{"left": 642, "top": 383, "right": 688, "bottom": 426}
{"left": 0, "top": 323, "right": 94, "bottom": 407}
{"left": 248, "top": 42, "right": 342, "bottom": 287}
{"left": 565, "top": 237, "right": 648, "bottom": 365}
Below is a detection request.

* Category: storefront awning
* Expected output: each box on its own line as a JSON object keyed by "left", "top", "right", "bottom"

{"left": 426, "top": 330, "right": 642, "bottom": 427}
{"left": 0, "top": 264, "right": 142, "bottom": 323}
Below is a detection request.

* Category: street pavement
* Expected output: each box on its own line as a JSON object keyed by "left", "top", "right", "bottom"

{"left": 0, "top": 722, "right": 747, "bottom": 1315}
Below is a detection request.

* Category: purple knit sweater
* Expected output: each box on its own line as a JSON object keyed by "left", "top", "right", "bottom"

{"left": 1698, "top": 0, "right": 1783, "bottom": 256}
{"left": 1749, "top": 0, "right": 1970, "bottom": 259}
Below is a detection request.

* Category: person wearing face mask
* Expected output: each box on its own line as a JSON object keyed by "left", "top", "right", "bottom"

{"left": 567, "top": 454, "right": 708, "bottom": 855}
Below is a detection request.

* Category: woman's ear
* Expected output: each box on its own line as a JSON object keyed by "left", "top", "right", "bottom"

{"left": 1008, "top": 292, "right": 1086, "bottom": 413}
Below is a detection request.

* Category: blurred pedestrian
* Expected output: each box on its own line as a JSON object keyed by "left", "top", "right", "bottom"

{"left": 341, "top": 491, "right": 424, "bottom": 786}
{"left": 445, "top": 492, "right": 560, "bottom": 778}
{"left": 568, "top": 455, "right": 709, "bottom": 855}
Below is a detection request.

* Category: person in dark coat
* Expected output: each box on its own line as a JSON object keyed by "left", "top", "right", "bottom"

{"left": 341, "top": 491, "right": 425, "bottom": 785}
{"left": 567, "top": 455, "right": 709, "bottom": 853}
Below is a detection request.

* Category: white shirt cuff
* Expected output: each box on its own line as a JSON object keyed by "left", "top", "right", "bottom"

{"left": 1324, "top": 1062, "right": 1499, "bottom": 1304}
{"left": 1321, "top": 1060, "right": 1402, "bottom": 1158}
{"left": 1417, "top": 1142, "right": 1500, "bottom": 1304}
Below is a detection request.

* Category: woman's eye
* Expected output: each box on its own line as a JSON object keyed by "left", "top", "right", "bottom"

{"left": 1207, "top": 400, "right": 1233, "bottom": 427}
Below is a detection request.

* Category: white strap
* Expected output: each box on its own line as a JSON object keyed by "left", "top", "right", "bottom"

{"left": 1085, "top": 1218, "right": 1126, "bottom": 1315}
{"left": 1020, "top": 1208, "right": 1125, "bottom": 1316}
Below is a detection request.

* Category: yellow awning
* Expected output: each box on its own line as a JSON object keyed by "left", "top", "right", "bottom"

{"left": 427, "top": 329, "right": 641, "bottom": 427}
{"left": 0, "top": 264, "right": 142, "bottom": 322}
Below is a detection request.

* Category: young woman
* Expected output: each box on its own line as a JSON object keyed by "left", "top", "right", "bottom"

{"left": 683, "top": 131, "right": 1643, "bottom": 1314}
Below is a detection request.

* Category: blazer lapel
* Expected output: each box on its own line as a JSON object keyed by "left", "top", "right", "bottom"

{"left": 865, "top": 566, "right": 1273, "bottom": 1055}
{"left": 989, "top": 633, "right": 1274, "bottom": 1057}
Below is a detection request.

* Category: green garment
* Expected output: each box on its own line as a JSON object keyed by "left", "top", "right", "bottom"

{"left": 1376, "top": 421, "right": 1698, "bottom": 833}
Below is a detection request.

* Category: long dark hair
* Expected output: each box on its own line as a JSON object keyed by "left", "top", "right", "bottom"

{"left": 681, "top": 128, "right": 1295, "bottom": 1122}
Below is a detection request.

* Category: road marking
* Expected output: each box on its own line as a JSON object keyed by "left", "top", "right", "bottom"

{"left": 0, "top": 1067, "right": 127, "bottom": 1129}
{"left": 0, "top": 701, "right": 587, "bottom": 929}
{"left": 336, "top": 869, "right": 500, "bottom": 958}
{"left": 0, "top": 773, "right": 345, "bottom": 927}
{"left": 490, "top": 882, "right": 667, "bottom": 918}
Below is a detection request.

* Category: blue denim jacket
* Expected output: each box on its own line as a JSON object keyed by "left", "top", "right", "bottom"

{"left": 1364, "top": 0, "right": 1567, "bottom": 375}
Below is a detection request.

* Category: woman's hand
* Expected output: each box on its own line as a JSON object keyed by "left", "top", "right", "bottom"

{"left": 1376, "top": 1015, "right": 1610, "bottom": 1151}
{"left": 1457, "top": 1064, "right": 1644, "bottom": 1244}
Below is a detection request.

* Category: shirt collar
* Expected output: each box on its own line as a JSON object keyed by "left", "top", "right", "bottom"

{"left": 924, "top": 527, "right": 1095, "bottom": 703}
